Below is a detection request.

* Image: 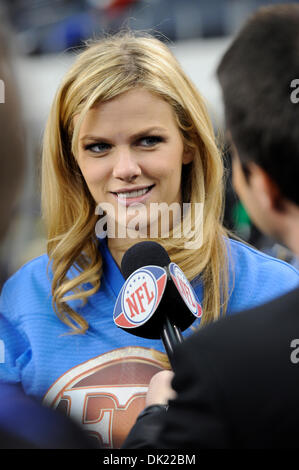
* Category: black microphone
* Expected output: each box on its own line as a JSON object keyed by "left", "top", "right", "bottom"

{"left": 113, "top": 241, "right": 202, "bottom": 365}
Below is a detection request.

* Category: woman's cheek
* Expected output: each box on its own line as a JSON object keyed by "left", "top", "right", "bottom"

{"left": 83, "top": 163, "right": 107, "bottom": 185}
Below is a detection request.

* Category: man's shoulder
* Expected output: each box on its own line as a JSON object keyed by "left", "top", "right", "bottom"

{"left": 179, "top": 286, "right": 299, "bottom": 372}
{"left": 171, "top": 287, "right": 299, "bottom": 448}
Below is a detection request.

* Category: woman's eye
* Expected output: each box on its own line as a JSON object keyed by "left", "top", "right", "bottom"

{"left": 139, "top": 136, "right": 164, "bottom": 147}
{"left": 85, "top": 142, "right": 110, "bottom": 153}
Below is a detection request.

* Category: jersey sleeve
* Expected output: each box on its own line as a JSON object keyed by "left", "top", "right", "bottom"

{"left": 0, "top": 285, "right": 31, "bottom": 385}
{"left": 226, "top": 239, "right": 299, "bottom": 313}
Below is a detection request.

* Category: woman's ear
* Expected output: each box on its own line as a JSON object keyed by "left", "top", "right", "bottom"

{"left": 182, "top": 146, "right": 194, "bottom": 164}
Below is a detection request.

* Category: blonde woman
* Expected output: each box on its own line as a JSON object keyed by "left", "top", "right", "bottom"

{"left": 0, "top": 32, "right": 298, "bottom": 449}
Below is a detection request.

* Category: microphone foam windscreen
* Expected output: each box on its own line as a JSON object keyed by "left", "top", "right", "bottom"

{"left": 121, "top": 241, "right": 171, "bottom": 279}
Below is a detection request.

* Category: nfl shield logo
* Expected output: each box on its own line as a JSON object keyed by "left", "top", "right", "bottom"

{"left": 169, "top": 262, "right": 202, "bottom": 318}
{"left": 113, "top": 266, "right": 168, "bottom": 329}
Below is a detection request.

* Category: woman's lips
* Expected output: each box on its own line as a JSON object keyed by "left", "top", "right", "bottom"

{"left": 111, "top": 185, "right": 155, "bottom": 207}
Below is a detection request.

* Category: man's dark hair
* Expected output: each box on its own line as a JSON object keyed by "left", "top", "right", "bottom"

{"left": 217, "top": 3, "right": 299, "bottom": 205}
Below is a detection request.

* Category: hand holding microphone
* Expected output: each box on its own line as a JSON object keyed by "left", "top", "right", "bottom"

{"left": 145, "top": 370, "right": 176, "bottom": 406}
{"left": 113, "top": 241, "right": 202, "bottom": 366}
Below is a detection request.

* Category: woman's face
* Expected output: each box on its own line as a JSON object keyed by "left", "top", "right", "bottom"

{"left": 75, "top": 88, "right": 193, "bottom": 238}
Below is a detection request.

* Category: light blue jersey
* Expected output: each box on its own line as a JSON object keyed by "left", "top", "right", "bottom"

{"left": 0, "top": 238, "right": 298, "bottom": 448}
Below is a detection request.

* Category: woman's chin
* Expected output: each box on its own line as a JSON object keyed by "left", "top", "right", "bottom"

{"left": 116, "top": 218, "right": 150, "bottom": 240}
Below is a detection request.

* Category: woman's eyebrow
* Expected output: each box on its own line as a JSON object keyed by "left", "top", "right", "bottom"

{"left": 80, "top": 134, "right": 109, "bottom": 143}
{"left": 130, "top": 127, "right": 167, "bottom": 139}
{"left": 80, "top": 127, "right": 167, "bottom": 143}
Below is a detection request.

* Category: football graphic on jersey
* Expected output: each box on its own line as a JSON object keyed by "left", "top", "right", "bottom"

{"left": 43, "top": 347, "right": 165, "bottom": 448}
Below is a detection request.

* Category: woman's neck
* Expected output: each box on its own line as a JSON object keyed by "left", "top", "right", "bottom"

{"left": 107, "top": 237, "right": 141, "bottom": 269}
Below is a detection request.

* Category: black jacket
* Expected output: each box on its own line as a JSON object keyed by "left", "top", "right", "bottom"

{"left": 123, "top": 287, "right": 299, "bottom": 449}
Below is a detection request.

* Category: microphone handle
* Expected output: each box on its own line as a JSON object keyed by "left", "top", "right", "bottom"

{"left": 161, "top": 316, "right": 183, "bottom": 368}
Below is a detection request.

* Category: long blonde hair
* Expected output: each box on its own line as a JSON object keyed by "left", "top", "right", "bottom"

{"left": 42, "top": 31, "right": 230, "bottom": 334}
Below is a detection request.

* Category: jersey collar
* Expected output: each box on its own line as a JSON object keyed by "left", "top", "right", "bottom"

{"left": 99, "top": 238, "right": 125, "bottom": 298}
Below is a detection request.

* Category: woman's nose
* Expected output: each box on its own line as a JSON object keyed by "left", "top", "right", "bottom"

{"left": 112, "top": 148, "right": 141, "bottom": 181}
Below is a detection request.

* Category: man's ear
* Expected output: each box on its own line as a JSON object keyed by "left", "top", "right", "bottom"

{"left": 247, "top": 162, "right": 284, "bottom": 212}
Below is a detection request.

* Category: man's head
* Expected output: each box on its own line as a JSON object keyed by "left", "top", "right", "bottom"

{"left": 217, "top": 4, "right": 299, "bottom": 253}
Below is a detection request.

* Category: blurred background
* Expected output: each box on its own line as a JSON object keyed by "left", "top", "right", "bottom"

{"left": 0, "top": 0, "right": 298, "bottom": 281}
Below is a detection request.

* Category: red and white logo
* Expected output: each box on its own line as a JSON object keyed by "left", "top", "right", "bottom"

{"left": 123, "top": 269, "right": 157, "bottom": 324}
{"left": 114, "top": 266, "right": 167, "bottom": 329}
{"left": 169, "top": 262, "right": 202, "bottom": 318}
{"left": 43, "top": 347, "right": 164, "bottom": 448}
